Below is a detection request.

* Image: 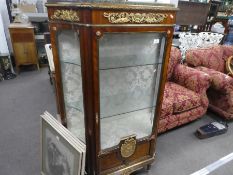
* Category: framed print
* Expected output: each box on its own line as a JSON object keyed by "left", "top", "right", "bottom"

{"left": 41, "top": 112, "right": 86, "bottom": 175}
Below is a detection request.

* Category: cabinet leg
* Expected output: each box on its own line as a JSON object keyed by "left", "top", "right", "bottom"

{"left": 16, "top": 65, "right": 20, "bottom": 74}
{"left": 36, "top": 63, "right": 40, "bottom": 71}
{"left": 146, "top": 164, "right": 151, "bottom": 171}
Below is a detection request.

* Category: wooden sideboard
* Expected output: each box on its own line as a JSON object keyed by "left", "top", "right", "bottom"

{"left": 9, "top": 23, "right": 39, "bottom": 72}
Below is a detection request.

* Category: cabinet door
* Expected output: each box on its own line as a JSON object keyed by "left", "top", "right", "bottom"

{"left": 14, "top": 42, "right": 37, "bottom": 64}
{"left": 98, "top": 32, "right": 166, "bottom": 150}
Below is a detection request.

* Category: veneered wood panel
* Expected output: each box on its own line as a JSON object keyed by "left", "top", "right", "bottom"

{"left": 11, "top": 32, "right": 34, "bottom": 42}
{"left": 9, "top": 26, "right": 39, "bottom": 72}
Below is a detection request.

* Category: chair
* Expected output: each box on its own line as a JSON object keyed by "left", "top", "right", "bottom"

{"left": 158, "top": 47, "right": 211, "bottom": 133}
{"left": 45, "top": 44, "right": 55, "bottom": 85}
{"left": 186, "top": 45, "right": 233, "bottom": 119}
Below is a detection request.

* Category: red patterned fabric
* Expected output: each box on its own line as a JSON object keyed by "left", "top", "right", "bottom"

{"left": 185, "top": 45, "right": 233, "bottom": 119}
{"left": 160, "top": 83, "right": 174, "bottom": 119}
{"left": 166, "top": 82, "right": 201, "bottom": 113}
{"left": 158, "top": 106, "right": 206, "bottom": 133}
{"left": 196, "top": 66, "right": 233, "bottom": 91}
{"left": 173, "top": 64, "right": 211, "bottom": 96}
{"left": 167, "top": 47, "right": 182, "bottom": 80}
{"left": 158, "top": 47, "right": 211, "bottom": 133}
{"left": 186, "top": 45, "right": 225, "bottom": 73}
{"left": 161, "top": 82, "right": 202, "bottom": 119}
{"left": 222, "top": 45, "right": 233, "bottom": 61}
{"left": 209, "top": 104, "right": 233, "bottom": 119}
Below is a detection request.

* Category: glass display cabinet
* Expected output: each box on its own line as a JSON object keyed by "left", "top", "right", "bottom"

{"left": 46, "top": 2, "right": 177, "bottom": 174}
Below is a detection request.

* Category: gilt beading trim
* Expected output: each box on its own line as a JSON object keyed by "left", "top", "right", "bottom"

{"left": 51, "top": 10, "right": 80, "bottom": 22}
{"left": 103, "top": 12, "right": 168, "bottom": 24}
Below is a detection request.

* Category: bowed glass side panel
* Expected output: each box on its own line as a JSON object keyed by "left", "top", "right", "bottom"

{"left": 99, "top": 32, "right": 166, "bottom": 150}
{"left": 57, "top": 30, "right": 85, "bottom": 143}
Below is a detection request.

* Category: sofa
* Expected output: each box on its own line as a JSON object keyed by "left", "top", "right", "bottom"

{"left": 186, "top": 45, "right": 233, "bottom": 119}
{"left": 158, "top": 47, "right": 211, "bottom": 133}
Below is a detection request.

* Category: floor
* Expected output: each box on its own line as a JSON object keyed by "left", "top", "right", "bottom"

{"left": 0, "top": 67, "right": 233, "bottom": 175}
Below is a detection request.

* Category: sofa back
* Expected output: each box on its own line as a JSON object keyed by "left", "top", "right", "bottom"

{"left": 167, "top": 47, "right": 182, "bottom": 80}
{"left": 186, "top": 45, "right": 225, "bottom": 73}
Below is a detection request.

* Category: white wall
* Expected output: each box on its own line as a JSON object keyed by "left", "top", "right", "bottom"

{"left": 0, "top": 0, "right": 11, "bottom": 53}
{"left": 12, "top": 0, "right": 37, "bottom": 4}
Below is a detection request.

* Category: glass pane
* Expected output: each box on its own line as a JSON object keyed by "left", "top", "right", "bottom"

{"left": 99, "top": 33, "right": 163, "bottom": 69}
{"left": 57, "top": 30, "right": 85, "bottom": 143}
{"left": 99, "top": 33, "right": 166, "bottom": 150}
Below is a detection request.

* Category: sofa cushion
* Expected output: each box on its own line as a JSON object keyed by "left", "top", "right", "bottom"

{"left": 162, "top": 82, "right": 202, "bottom": 115}
{"left": 186, "top": 45, "right": 225, "bottom": 73}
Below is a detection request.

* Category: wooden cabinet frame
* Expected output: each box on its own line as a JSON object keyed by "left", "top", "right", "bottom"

{"left": 47, "top": 3, "right": 177, "bottom": 175}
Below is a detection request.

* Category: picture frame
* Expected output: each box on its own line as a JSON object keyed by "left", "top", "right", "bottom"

{"left": 41, "top": 112, "right": 86, "bottom": 175}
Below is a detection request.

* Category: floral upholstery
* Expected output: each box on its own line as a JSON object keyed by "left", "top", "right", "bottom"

{"left": 167, "top": 47, "right": 182, "bottom": 80}
{"left": 186, "top": 45, "right": 233, "bottom": 119}
{"left": 158, "top": 47, "right": 211, "bottom": 133}
{"left": 186, "top": 45, "right": 225, "bottom": 73}
{"left": 222, "top": 45, "right": 233, "bottom": 61}
{"left": 160, "top": 82, "right": 203, "bottom": 119}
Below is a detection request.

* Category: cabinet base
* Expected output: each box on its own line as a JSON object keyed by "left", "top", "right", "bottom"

{"left": 100, "top": 156, "right": 155, "bottom": 175}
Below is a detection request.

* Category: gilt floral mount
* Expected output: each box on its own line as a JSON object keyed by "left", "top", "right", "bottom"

{"left": 103, "top": 12, "right": 168, "bottom": 24}
{"left": 51, "top": 10, "right": 80, "bottom": 22}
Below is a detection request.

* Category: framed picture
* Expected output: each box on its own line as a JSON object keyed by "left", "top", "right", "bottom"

{"left": 41, "top": 112, "right": 86, "bottom": 175}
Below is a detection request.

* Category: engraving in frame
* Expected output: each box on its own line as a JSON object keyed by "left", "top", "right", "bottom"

{"left": 51, "top": 10, "right": 80, "bottom": 22}
{"left": 120, "top": 135, "right": 137, "bottom": 158}
{"left": 103, "top": 12, "right": 168, "bottom": 24}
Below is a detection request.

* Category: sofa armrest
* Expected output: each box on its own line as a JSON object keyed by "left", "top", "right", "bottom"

{"left": 173, "top": 64, "right": 211, "bottom": 94}
{"left": 196, "top": 67, "right": 233, "bottom": 92}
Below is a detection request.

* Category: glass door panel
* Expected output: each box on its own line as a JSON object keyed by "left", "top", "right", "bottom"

{"left": 99, "top": 33, "right": 166, "bottom": 150}
{"left": 57, "top": 30, "right": 85, "bottom": 143}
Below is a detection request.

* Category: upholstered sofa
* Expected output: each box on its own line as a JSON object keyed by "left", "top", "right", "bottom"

{"left": 158, "top": 47, "right": 211, "bottom": 133}
{"left": 185, "top": 45, "right": 233, "bottom": 119}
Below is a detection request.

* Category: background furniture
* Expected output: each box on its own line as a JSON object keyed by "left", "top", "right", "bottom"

{"left": 45, "top": 44, "right": 54, "bottom": 84}
{"left": 47, "top": 2, "right": 177, "bottom": 174}
{"left": 158, "top": 47, "right": 211, "bottom": 133}
{"left": 178, "top": 32, "right": 224, "bottom": 60}
{"left": 186, "top": 45, "right": 233, "bottom": 119}
{"left": 176, "top": 1, "right": 210, "bottom": 31}
{"left": 9, "top": 23, "right": 39, "bottom": 72}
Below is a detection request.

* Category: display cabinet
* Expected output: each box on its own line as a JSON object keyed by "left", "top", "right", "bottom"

{"left": 46, "top": 2, "right": 177, "bottom": 174}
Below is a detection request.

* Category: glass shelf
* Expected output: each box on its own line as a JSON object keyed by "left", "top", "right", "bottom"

{"left": 100, "top": 107, "right": 154, "bottom": 150}
{"left": 61, "top": 60, "right": 81, "bottom": 66}
{"left": 99, "top": 63, "right": 162, "bottom": 119}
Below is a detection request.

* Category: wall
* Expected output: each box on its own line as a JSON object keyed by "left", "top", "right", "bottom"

{"left": 12, "top": 0, "right": 37, "bottom": 4}
{"left": 0, "top": 0, "right": 11, "bottom": 53}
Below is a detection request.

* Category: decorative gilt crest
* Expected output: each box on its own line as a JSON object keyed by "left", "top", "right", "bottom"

{"left": 51, "top": 10, "right": 80, "bottom": 22}
{"left": 120, "top": 136, "right": 136, "bottom": 158}
{"left": 103, "top": 12, "right": 168, "bottom": 24}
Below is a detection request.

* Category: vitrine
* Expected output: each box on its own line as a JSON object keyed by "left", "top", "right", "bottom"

{"left": 46, "top": 2, "right": 177, "bottom": 174}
